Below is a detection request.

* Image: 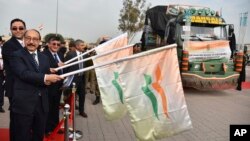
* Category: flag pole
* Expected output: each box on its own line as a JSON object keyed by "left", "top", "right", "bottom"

{"left": 60, "top": 44, "right": 177, "bottom": 78}
{"left": 55, "top": 44, "right": 134, "bottom": 71}
{"left": 55, "top": 57, "right": 92, "bottom": 71}
{"left": 56, "top": 0, "right": 59, "bottom": 36}
{"left": 64, "top": 47, "right": 95, "bottom": 64}
{"left": 64, "top": 32, "right": 128, "bottom": 64}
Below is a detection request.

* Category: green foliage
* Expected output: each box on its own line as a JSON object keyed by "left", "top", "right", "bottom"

{"left": 118, "top": 0, "right": 150, "bottom": 42}
{"left": 43, "top": 33, "right": 65, "bottom": 43}
{"left": 65, "top": 37, "right": 74, "bottom": 41}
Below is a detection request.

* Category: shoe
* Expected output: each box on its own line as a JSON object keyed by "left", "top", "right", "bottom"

{"left": 236, "top": 87, "right": 242, "bottom": 91}
{"left": 0, "top": 107, "right": 5, "bottom": 113}
{"left": 92, "top": 96, "right": 100, "bottom": 105}
{"left": 79, "top": 112, "right": 88, "bottom": 118}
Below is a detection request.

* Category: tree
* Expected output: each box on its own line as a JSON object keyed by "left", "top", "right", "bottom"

{"left": 118, "top": 0, "right": 150, "bottom": 42}
{"left": 43, "top": 33, "right": 65, "bottom": 43}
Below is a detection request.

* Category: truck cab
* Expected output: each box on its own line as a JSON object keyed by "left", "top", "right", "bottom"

{"left": 142, "top": 5, "right": 241, "bottom": 90}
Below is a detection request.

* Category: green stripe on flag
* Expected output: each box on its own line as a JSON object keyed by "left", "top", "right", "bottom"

{"left": 142, "top": 74, "right": 159, "bottom": 119}
{"left": 112, "top": 72, "right": 124, "bottom": 104}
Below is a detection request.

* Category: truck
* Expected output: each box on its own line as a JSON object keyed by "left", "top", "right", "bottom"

{"left": 141, "top": 5, "right": 243, "bottom": 90}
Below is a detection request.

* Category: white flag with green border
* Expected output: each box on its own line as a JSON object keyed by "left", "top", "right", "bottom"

{"left": 93, "top": 33, "right": 132, "bottom": 120}
{"left": 113, "top": 44, "right": 192, "bottom": 140}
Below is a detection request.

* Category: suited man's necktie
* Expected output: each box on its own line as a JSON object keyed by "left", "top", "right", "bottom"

{"left": 54, "top": 54, "right": 59, "bottom": 63}
{"left": 31, "top": 53, "right": 39, "bottom": 70}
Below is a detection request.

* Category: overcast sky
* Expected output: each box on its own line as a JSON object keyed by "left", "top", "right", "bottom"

{"left": 1, "top": 0, "right": 249, "bottom": 43}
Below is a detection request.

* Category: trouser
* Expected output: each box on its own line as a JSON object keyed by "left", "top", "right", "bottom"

{"left": 45, "top": 89, "right": 62, "bottom": 133}
{"left": 0, "top": 70, "right": 4, "bottom": 107}
{"left": 74, "top": 75, "right": 86, "bottom": 113}
{"left": 11, "top": 97, "right": 47, "bottom": 141}
{"left": 237, "top": 65, "right": 246, "bottom": 89}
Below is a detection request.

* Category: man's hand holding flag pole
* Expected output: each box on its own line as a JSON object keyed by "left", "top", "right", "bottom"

{"left": 54, "top": 44, "right": 134, "bottom": 72}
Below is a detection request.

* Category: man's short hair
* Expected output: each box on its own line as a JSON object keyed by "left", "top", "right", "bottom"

{"left": 10, "top": 18, "right": 26, "bottom": 28}
{"left": 48, "top": 35, "right": 61, "bottom": 43}
{"left": 99, "top": 40, "right": 107, "bottom": 45}
{"left": 69, "top": 40, "right": 76, "bottom": 47}
{"left": 24, "top": 29, "right": 41, "bottom": 40}
{"left": 75, "top": 39, "right": 84, "bottom": 46}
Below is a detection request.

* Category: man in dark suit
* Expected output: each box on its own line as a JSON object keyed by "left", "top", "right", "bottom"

{"left": 2, "top": 18, "right": 26, "bottom": 141}
{"left": 2, "top": 18, "right": 26, "bottom": 106}
{"left": 65, "top": 39, "right": 88, "bottom": 118}
{"left": 42, "top": 36, "right": 65, "bottom": 134}
{"left": 10, "top": 29, "right": 63, "bottom": 141}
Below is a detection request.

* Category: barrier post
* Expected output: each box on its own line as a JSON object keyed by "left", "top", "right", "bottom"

{"left": 64, "top": 104, "right": 70, "bottom": 141}
{"left": 68, "top": 83, "right": 83, "bottom": 140}
{"left": 72, "top": 83, "right": 77, "bottom": 141}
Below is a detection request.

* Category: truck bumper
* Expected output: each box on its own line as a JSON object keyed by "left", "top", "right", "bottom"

{"left": 181, "top": 73, "right": 240, "bottom": 90}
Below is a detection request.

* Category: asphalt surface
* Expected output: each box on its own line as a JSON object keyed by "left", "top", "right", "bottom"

{"left": 0, "top": 66, "right": 249, "bottom": 141}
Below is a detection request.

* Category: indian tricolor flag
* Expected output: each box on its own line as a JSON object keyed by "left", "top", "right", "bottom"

{"left": 93, "top": 33, "right": 131, "bottom": 120}
{"left": 112, "top": 44, "right": 192, "bottom": 140}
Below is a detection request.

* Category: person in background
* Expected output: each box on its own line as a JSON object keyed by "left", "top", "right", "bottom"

{"left": 89, "top": 36, "right": 111, "bottom": 105}
{"left": 0, "top": 36, "right": 5, "bottom": 113}
{"left": 236, "top": 49, "right": 247, "bottom": 91}
{"left": 133, "top": 43, "right": 142, "bottom": 54}
{"left": 42, "top": 35, "right": 64, "bottom": 135}
{"left": 10, "top": 29, "right": 63, "bottom": 141}
{"left": 84, "top": 45, "right": 93, "bottom": 94}
{"left": 65, "top": 39, "right": 88, "bottom": 118}
{"left": 68, "top": 40, "right": 76, "bottom": 52}
{"left": 84, "top": 45, "right": 100, "bottom": 105}
{"left": 58, "top": 41, "right": 67, "bottom": 56}
{"left": 228, "top": 25, "right": 236, "bottom": 59}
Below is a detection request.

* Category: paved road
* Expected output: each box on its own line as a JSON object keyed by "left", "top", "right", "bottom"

{"left": 1, "top": 67, "right": 249, "bottom": 141}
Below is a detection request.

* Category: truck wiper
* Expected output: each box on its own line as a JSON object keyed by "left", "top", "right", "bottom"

{"left": 190, "top": 35, "right": 203, "bottom": 41}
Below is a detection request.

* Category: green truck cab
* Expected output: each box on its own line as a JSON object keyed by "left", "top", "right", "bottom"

{"left": 141, "top": 5, "right": 241, "bottom": 90}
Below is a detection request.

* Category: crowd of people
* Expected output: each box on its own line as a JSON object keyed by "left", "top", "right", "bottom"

{"left": 0, "top": 18, "right": 106, "bottom": 141}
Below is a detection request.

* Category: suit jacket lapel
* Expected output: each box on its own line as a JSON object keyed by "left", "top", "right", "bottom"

{"left": 37, "top": 52, "right": 43, "bottom": 72}
{"left": 73, "top": 51, "right": 77, "bottom": 58}
{"left": 11, "top": 37, "right": 23, "bottom": 49}
{"left": 58, "top": 52, "right": 64, "bottom": 62}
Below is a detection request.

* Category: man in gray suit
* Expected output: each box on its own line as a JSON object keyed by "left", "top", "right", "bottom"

{"left": 65, "top": 39, "right": 88, "bottom": 118}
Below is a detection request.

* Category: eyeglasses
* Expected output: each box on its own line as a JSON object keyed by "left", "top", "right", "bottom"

{"left": 11, "top": 27, "right": 25, "bottom": 31}
{"left": 24, "top": 36, "right": 40, "bottom": 42}
{"left": 52, "top": 43, "right": 61, "bottom": 46}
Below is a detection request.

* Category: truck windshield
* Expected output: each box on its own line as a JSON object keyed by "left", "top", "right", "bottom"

{"left": 181, "top": 25, "right": 227, "bottom": 41}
